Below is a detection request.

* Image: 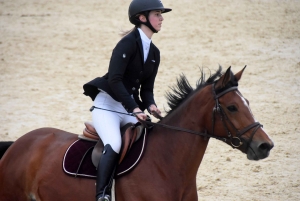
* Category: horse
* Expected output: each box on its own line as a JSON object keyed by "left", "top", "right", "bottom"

{"left": 0, "top": 66, "right": 274, "bottom": 201}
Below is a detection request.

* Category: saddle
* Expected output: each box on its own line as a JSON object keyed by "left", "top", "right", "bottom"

{"left": 63, "top": 121, "right": 149, "bottom": 178}
{"left": 78, "top": 122, "right": 144, "bottom": 166}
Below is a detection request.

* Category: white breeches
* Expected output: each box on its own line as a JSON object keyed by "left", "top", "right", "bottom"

{"left": 92, "top": 91, "right": 138, "bottom": 154}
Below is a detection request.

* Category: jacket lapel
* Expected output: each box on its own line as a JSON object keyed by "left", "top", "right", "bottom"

{"left": 135, "top": 29, "right": 144, "bottom": 67}
{"left": 145, "top": 43, "right": 155, "bottom": 64}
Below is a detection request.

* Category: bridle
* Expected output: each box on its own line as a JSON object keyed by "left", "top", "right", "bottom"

{"left": 141, "top": 83, "right": 262, "bottom": 150}
{"left": 211, "top": 83, "right": 263, "bottom": 150}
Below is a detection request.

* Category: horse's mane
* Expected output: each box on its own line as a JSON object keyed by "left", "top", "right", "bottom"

{"left": 165, "top": 65, "right": 223, "bottom": 114}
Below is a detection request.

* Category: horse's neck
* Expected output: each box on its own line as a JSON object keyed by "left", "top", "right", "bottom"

{"left": 149, "top": 100, "right": 210, "bottom": 178}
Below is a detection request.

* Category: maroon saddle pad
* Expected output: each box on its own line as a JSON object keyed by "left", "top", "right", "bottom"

{"left": 63, "top": 130, "right": 147, "bottom": 179}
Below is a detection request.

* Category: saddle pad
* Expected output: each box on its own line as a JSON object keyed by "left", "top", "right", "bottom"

{"left": 116, "top": 128, "right": 147, "bottom": 178}
{"left": 63, "top": 129, "right": 148, "bottom": 179}
{"left": 63, "top": 140, "right": 97, "bottom": 178}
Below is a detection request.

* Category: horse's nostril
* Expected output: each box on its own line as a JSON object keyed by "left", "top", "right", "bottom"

{"left": 258, "top": 142, "right": 273, "bottom": 151}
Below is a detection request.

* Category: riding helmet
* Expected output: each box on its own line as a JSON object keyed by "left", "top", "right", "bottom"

{"left": 128, "top": 0, "right": 172, "bottom": 33}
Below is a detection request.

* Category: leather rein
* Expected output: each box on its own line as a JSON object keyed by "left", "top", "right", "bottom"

{"left": 141, "top": 84, "right": 262, "bottom": 149}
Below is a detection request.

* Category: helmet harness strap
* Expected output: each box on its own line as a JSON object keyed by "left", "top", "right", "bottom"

{"left": 136, "top": 11, "right": 158, "bottom": 34}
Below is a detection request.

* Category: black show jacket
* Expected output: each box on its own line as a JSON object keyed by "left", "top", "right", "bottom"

{"left": 83, "top": 28, "right": 160, "bottom": 113}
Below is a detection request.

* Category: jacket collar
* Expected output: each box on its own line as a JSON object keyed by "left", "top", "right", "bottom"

{"left": 134, "top": 28, "right": 153, "bottom": 66}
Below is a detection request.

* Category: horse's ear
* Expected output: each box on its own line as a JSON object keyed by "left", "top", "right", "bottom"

{"left": 235, "top": 65, "right": 247, "bottom": 82}
{"left": 215, "top": 66, "right": 232, "bottom": 90}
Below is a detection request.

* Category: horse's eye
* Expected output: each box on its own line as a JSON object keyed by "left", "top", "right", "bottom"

{"left": 227, "top": 105, "right": 238, "bottom": 112}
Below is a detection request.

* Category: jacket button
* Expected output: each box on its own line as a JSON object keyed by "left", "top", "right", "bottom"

{"left": 132, "top": 87, "right": 136, "bottom": 91}
{"left": 136, "top": 79, "right": 139, "bottom": 83}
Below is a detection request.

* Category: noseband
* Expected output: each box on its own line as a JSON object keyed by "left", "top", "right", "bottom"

{"left": 212, "top": 83, "right": 263, "bottom": 149}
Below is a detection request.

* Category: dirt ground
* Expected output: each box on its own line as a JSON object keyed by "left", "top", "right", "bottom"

{"left": 0, "top": 0, "right": 299, "bottom": 200}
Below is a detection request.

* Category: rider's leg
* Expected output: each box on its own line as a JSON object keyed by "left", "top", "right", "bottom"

{"left": 92, "top": 91, "right": 138, "bottom": 201}
{"left": 92, "top": 92, "right": 122, "bottom": 201}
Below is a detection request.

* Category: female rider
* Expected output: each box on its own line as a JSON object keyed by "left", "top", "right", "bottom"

{"left": 83, "top": 0, "right": 171, "bottom": 200}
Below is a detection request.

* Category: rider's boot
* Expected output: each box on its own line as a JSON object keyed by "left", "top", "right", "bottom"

{"left": 96, "top": 144, "right": 119, "bottom": 201}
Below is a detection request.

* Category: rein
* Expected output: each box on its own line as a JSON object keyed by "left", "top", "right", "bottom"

{"left": 140, "top": 118, "right": 227, "bottom": 142}
{"left": 91, "top": 84, "right": 262, "bottom": 149}
{"left": 90, "top": 106, "right": 227, "bottom": 142}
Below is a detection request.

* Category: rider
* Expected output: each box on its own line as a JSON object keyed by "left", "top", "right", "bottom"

{"left": 83, "top": 0, "right": 172, "bottom": 200}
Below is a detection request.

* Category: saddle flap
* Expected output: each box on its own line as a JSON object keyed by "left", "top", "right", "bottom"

{"left": 89, "top": 123, "right": 143, "bottom": 167}
{"left": 119, "top": 124, "right": 135, "bottom": 164}
{"left": 91, "top": 140, "right": 104, "bottom": 167}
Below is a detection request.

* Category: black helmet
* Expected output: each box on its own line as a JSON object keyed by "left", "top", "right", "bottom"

{"left": 128, "top": 0, "right": 172, "bottom": 33}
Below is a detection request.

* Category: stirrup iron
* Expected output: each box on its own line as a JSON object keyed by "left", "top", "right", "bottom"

{"left": 97, "top": 195, "right": 111, "bottom": 201}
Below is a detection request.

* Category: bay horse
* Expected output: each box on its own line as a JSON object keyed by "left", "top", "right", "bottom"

{"left": 0, "top": 66, "right": 274, "bottom": 201}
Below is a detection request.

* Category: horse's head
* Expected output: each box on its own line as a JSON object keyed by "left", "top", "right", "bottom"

{"left": 206, "top": 66, "right": 274, "bottom": 160}
{"left": 165, "top": 66, "right": 274, "bottom": 160}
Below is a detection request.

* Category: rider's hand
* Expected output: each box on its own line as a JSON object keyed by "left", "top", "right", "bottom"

{"left": 133, "top": 107, "right": 147, "bottom": 121}
{"left": 148, "top": 104, "right": 162, "bottom": 119}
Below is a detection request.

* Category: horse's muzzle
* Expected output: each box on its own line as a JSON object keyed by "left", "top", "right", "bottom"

{"left": 247, "top": 140, "right": 274, "bottom": 160}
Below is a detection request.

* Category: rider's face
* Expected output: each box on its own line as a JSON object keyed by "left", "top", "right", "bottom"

{"left": 148, "top": 10, "right": 164, "bottom": 32}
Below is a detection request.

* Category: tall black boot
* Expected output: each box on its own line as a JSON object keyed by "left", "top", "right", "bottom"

{"left": 96, "top": 144, "right": 119, "bottom": 201}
